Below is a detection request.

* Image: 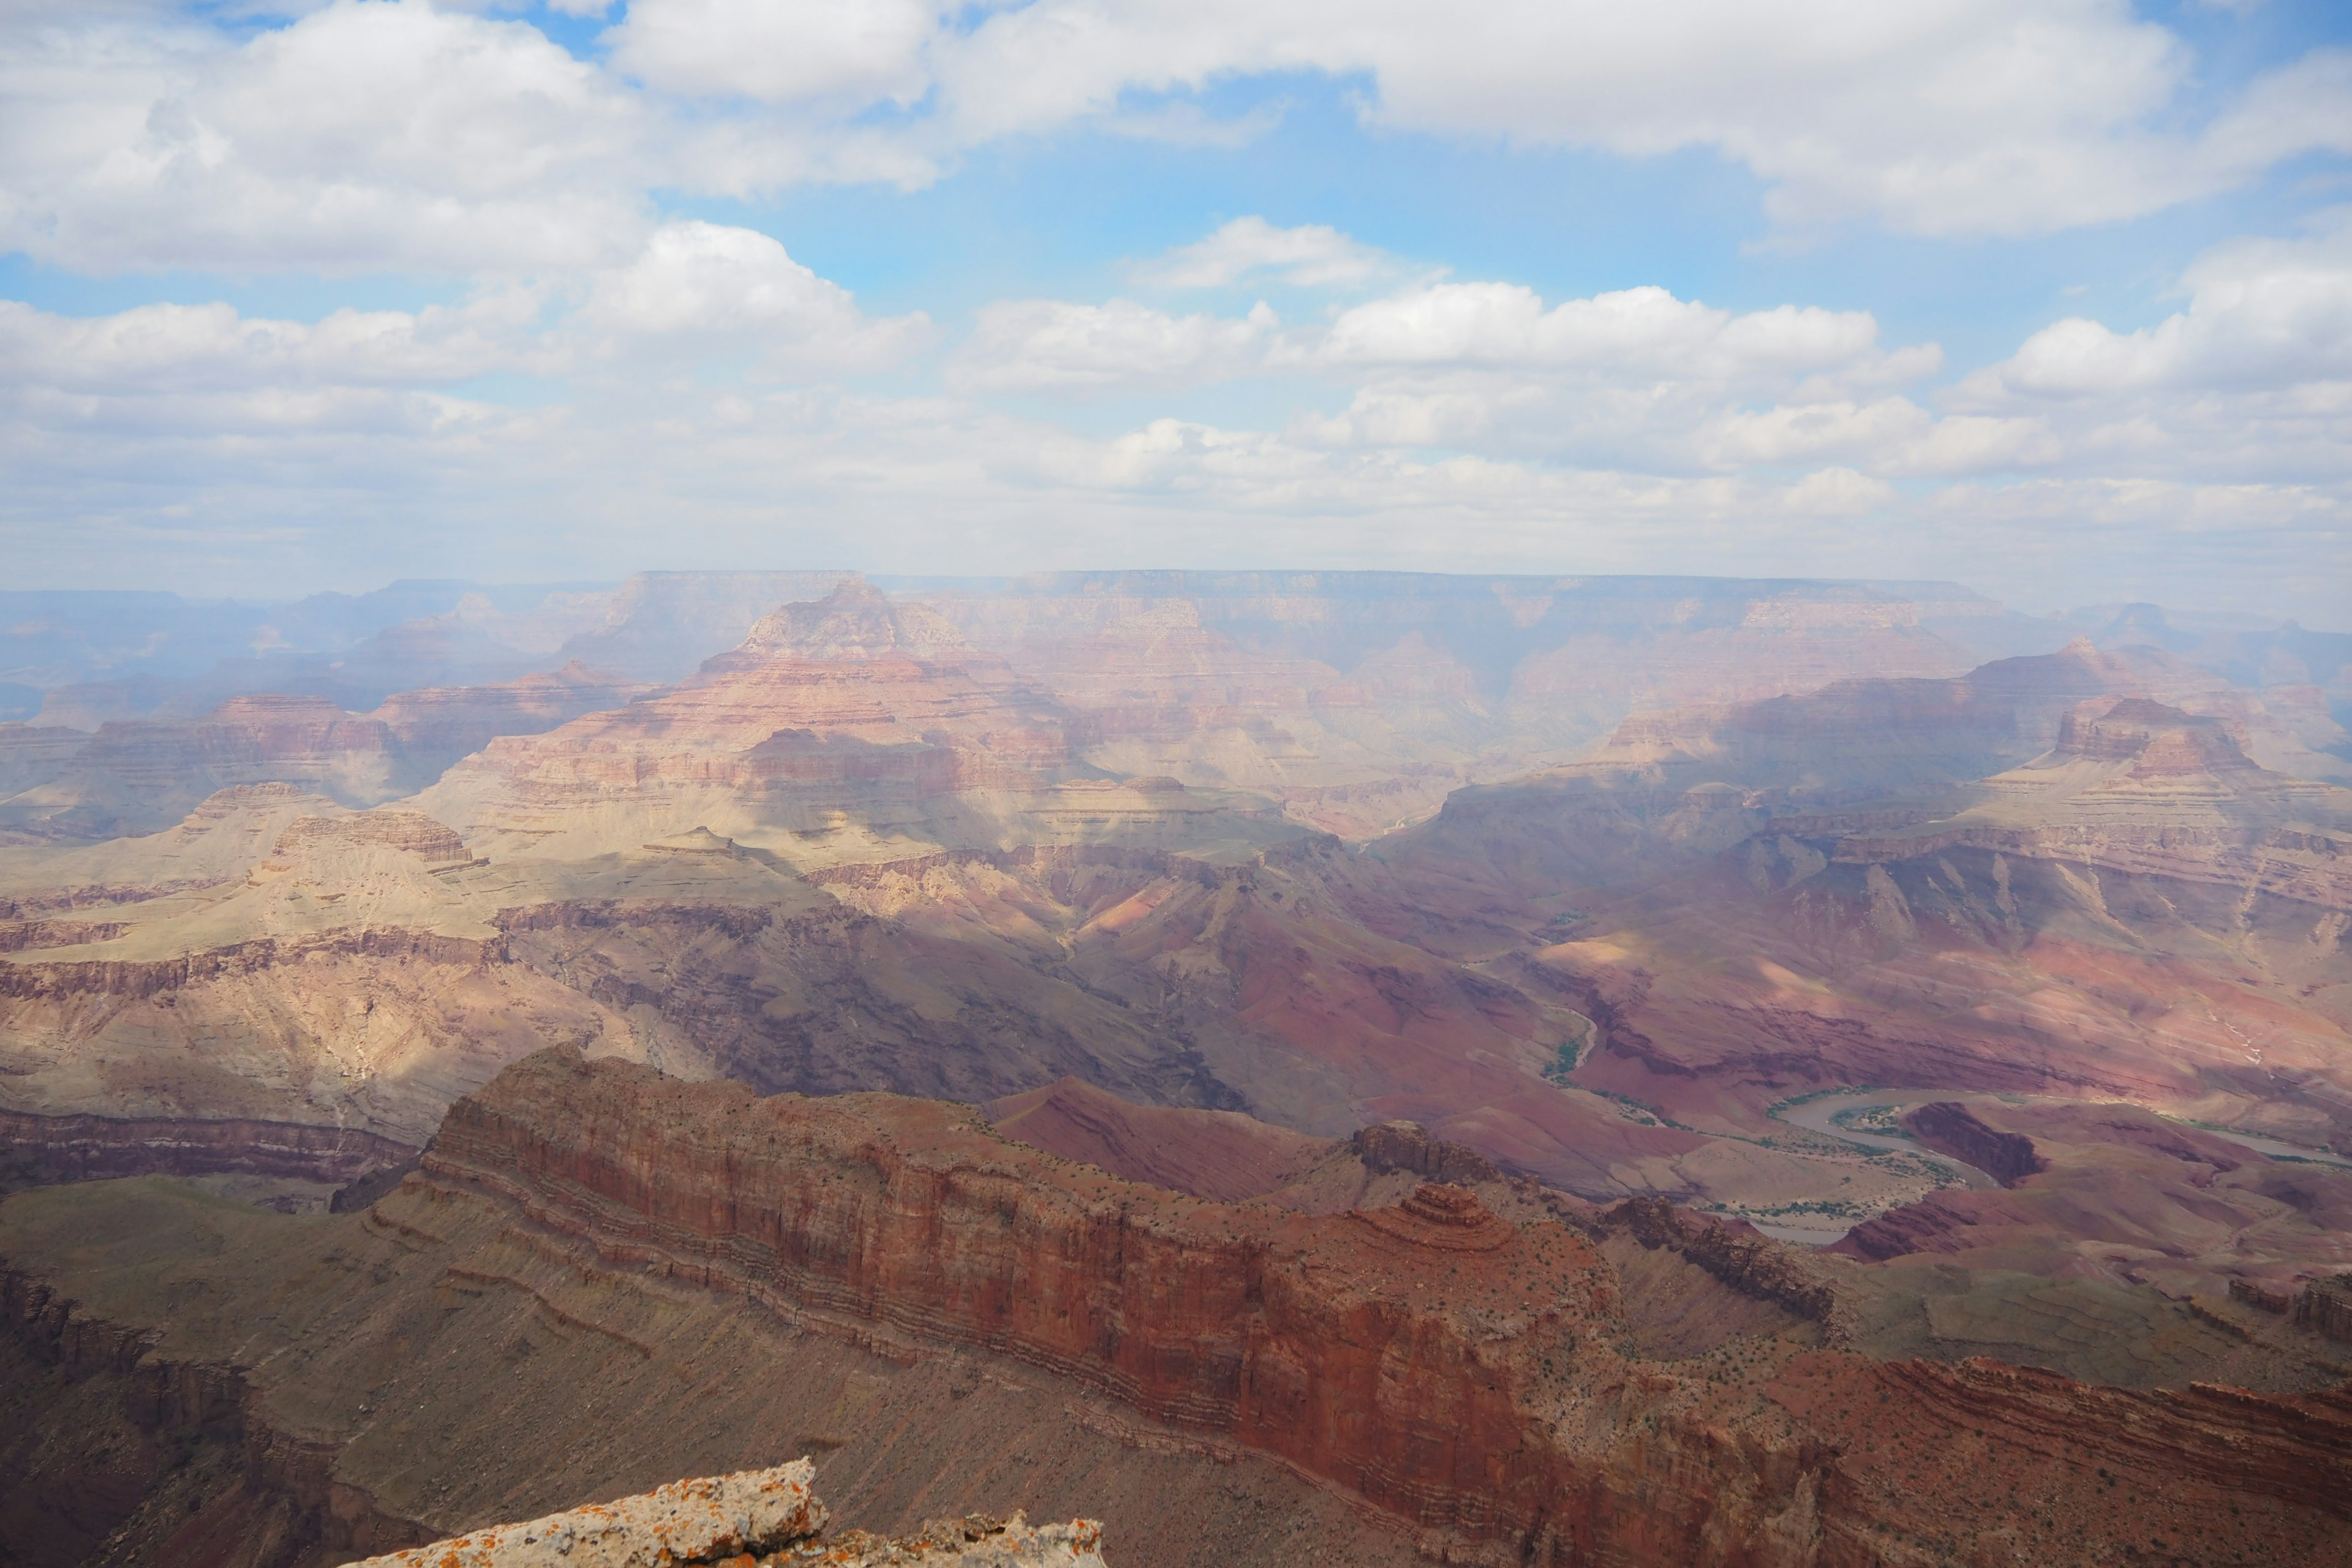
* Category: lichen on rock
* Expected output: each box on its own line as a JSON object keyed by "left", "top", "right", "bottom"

{"left": 335, "top": 1462, "right": 1107, "bottom": 1568}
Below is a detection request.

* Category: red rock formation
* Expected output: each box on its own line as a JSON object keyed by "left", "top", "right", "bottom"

{"left": 413, "top": 1049, "right": 2352, "bottom": 1566}
{"left": 1348, "top": 1119, "right": 1502, "bottom": 1187}
{"left": 424, "top": 1050, "right": 1831, "bottom": 1565}
{"left": 981, "top": 1077, "right": 1333, "bottom": 1204}
{"left": 1901, "top": 1102, "right": 2046, "bottom": 1186}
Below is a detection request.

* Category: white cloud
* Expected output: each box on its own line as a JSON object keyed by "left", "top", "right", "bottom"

{"left": 948, "top": 298, "right": 1277, "bottom": 394}
{"left": 1315, "top": 284, "right": 1896, "bottom": 378}
{"left": 1969, "top": 214, "right": 2352, "bottom": 401}
{"left": 6, "top": 0, "right": 2345, "bottom": 282}
{"left": 1, "top": 0, "right": 654, "bottom": 274}
{"left": 579, "top": 221, "right": 932, "bottom": 371}
{"left": 1945, "top": 214, "right": 2352, "bottom": 484}
{"left": 1133, "top": 217, "right": 1392, "bottom": 290}
{"left": 604, "top": 0, "right": 942, "bottom": 110}
{"left": 916, "top": 1, "right": 2352, "bottom": 238}
{"left": 0, "top": 222, "right": 922, "bottom": 423}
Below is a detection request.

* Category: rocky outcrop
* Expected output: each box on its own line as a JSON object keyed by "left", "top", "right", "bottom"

{"left": 274, "top": 809, "right": 472, "bottom": 864}
{"left": 366, "top": 661, "right": 652, "bottom": 785}
{"left": 0, "top": 927, "right": 507, "bottom": 1001}
{"left": 337, "top": 1462, "right": 1108, "bottom": 1568}
{"left": 2233, "top": 1276, "right": 2297, "bottom": 1313}
{"left": 1348, "top": 1119, "right": 1501, "bottom": 1186}
{"left": 2296, "top": 1275, "right": 2352, "bottom": 1343}
{"left": 2055, "top": 696, "right": 2258, "bottom": 774}
{"left": 415, "top": 584, "right": 1099, "bottom": 859}
{"left": 0, "top": 1108, "right": 417, "bottom": 1187}
{"left": 1902, "top": 1101, "right": 2046, "bottom": 1186}
{"left": 1, "top": 695, "right": 405, "bottom": 841}
{"left": 1585, "top": 1197, "right": 1846, "bottom": 1334}
{"left": 344, "top": 1462, "right": 827, "bottom": 1568}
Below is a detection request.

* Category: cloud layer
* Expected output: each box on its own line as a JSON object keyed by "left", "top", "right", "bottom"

{"left": 0, "top": 2, "right": 2346, "bottom": 618}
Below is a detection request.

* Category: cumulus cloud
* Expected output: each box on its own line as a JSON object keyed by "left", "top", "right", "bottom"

{"left": 604, "top": 0, "right": 942, "bottom": 110}
{"left": 948, "top": 299, "right": 1278, "bottom": 394}
{"left": 1, "top": 0, "right": 654, "bottom": 274}
{"left": 1132, "top": 217, "right": 1393, "bottom": 290}
{"left": 0, "top": 293, "right": 540, "bottom": 397}
{"left": 6, "top": 0, "right": 2346, "bottom": 281}
{"left": 0, "top": 221, "right": 923, "bottom": 431}
{"left": 916, "top": 0, "right": 2351, "bottom": 238}
{"left": 1948, "top": 214, "right": 2352, "bottom": 483}
{"left": 579, "top": 221, "right": 933, "bottom": 371}
{"left": 1315, "top": 284, "right": 1905, "bottom": 379}
{"left": 2, "top": 5, "right": 2347, "bottom": 617}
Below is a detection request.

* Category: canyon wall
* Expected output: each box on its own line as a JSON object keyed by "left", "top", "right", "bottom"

{"left": 0, "top": 1108, "right": 415, "bottom": 1189}
{"left": 424, "top": 1050, "right": 1826, "bottom": 1566}
{"left": 413, "top": 1049, "right": 2352, "bottom": 1567}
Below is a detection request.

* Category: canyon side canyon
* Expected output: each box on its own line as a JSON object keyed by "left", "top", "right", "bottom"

{"left": 2, "top": 572, "right": 2349, "bottom": 1566}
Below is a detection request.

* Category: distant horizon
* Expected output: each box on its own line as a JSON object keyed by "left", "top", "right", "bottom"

{"left": 4, "top": 567, "right": 2342, "bottom": 636}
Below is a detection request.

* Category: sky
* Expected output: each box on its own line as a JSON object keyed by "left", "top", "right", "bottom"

{"left": 2, "top": 0, "right": 2350, "bottom": 621}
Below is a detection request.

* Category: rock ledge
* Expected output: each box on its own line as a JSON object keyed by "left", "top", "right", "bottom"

{"left": 338, "top": 1461, "right": 1106, "bottom": 1568}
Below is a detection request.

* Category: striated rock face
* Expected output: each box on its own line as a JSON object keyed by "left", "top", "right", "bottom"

{"left": 2296, "top": 1276, "right": 2352, "bottom": 1343}
{"left": 364, "top": 661, "right": 650, "bottom": 786}
{"left": 905, "top": 571, "right": 2004, "bottom": 836}
{"left": 274, "top": 809, "right": 472, "bottom": 863}
{"left": 2, "top": 695, "right": 404, "bottom": 841}
{"left": 1349, "top": 1118, "right": 1503, "bottom": 1187}
{"left": 403, "top": 1049, "right": 2352, "bottom": 1567}
{"left": 424, "top": 1050, "right": 1831, "bottom": 1566}
{"left": 0, "top": 1107, "right": 415, "bottom": 1188}
{"left": 338, "top": 1462, "right": 1109, "bottom": 1568}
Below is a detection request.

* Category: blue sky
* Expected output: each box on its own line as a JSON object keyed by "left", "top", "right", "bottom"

{"left": 2, "top": 0, "right": 2350, "bottom": 620}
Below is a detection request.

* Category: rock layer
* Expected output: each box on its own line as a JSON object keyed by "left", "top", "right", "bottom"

{"left": 409, "top": 1048, "right": 2352, "bottom": 1566}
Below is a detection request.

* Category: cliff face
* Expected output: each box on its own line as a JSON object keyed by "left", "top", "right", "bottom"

{"left": 425, "top": 1050, "right": 1828, "bottom": 1566}
{"left": 0, "top": 1262, "right": 432, "bottom": 1568}
{"left": 411, "top": 1049, "right": 2352, "bottom": 1567}
{"left": 0, "top": 1108, "right": 415, "bottom": 1189}
{"left": 1900, "top": 1102, "right": 2045, "bottom": 1187}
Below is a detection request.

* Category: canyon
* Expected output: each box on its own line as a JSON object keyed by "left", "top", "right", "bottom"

{"left": 4, "top": 1050, "right": 2349, "bottom": 1568}
{"left": 2, "top": 571, "right": 2349, "bottom": 1566}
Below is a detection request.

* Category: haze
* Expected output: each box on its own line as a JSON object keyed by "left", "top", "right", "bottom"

{"left": 4, "top": 6, "right": 2352, "bottom": 1568}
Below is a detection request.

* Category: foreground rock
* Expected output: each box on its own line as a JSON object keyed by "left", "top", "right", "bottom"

{"left": 340, "top": 1460, "right": 1106, "bottom": 1568}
